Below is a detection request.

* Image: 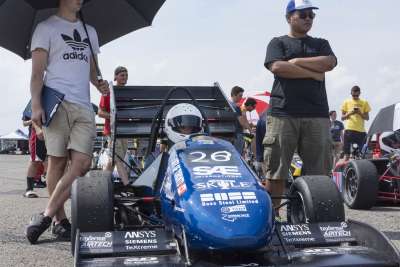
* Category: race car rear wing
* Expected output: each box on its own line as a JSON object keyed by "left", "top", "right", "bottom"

{"left": 110, "top": 83, "right": 239, "bottom": 139}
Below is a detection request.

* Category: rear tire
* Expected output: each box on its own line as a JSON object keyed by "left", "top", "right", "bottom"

{"left": 343, "top": 160, "right": 378, "bottom": 210}
{"left": 288, "top": 175, "right": 345, "bottom": 223}
{"left": 71, "top": 170, "right": 114, "bottom": 255}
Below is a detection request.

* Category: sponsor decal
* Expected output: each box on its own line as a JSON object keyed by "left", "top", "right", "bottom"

{"left": 279, "top": 222, "right": 354, "bottom": 245}
{"left": 200, "top": 192, "right": 259, "bottom": 206}
{"left": 193, "top": 166, "right": 241, "bottom": 177}
{"left": 194, "top": 179, "right": 252, "bottom": 190}
{"left": 222, "top": 213, "right": 250, "bottom": 222}
{"left": 196, "top": 139, "right": 214, "bottom": 145}
{"left": 279, "top": 224, "right": 316, "bottom": 243}
{"left": 172, "top": 158, "right": 187, "bottom": 196}
{"left": 280, "top": 224, "right": 312, "bottom": 237}
{"left": 221, "top": 204, "right": 247, "bottom": 214}
{"left": 124, "top": 231, "right": 158, "bottom": 250}
{"left": 319, "top": 222, "right": 352, "bottom": 241}
{"left": 124, "top": 257, "right": 159, "bottom": 266}
{"left": 124, "top": 230, "right": 157, "bottom": 239}
{"left": 80, "top": 232, "right": 113, "bottom": 249}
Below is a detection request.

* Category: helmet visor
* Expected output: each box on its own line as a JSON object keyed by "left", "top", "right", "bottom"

{"left": 169, "top": 115, "right": 202, "bottom": 134}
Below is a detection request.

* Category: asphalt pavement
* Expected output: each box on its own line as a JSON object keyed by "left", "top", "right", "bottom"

{"left": 0, "top": 155, "right": 399, "bottom": 267}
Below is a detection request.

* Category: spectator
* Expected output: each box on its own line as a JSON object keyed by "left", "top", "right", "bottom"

{"left": 230, "top": 86, "right": 254, "bottom": 153}
{"left": 26, "top": 0, "right": 109, "bottom": 244}
{"left": 98, "top": 66, "right": 130, "bottom": 186}
{"left": 341, "top": 86, "right": 371, "bottom": 160}
{"left": 329, "top": 110, "right": 344, "bottom": 166}
{"left": 254, "top": 110, "right": 267, "bottom": 177}
{"left": 241, "top": 98, "right": 258, "bottom": 128}
{"left": 22, "top": 117, "right": 47, "bottom": 198}
{"left": 263, "top": 0, "right": 337, "bottom": 208}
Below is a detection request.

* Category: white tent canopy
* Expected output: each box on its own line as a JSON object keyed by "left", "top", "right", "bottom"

{"left": 0, "top": 129, "right": 28, "bottom": 140}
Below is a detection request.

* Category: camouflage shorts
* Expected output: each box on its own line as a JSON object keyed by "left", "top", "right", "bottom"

{"left": 263, "top": 115, "right": 332, "bottom": 180}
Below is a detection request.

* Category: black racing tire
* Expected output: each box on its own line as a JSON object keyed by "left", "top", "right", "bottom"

{"left": 343, "top": 160, "right": 378, "bottom": 210}
{"left": 71, "top": 170, "right": 114, "bottom": 255}
{"left": 288, "top": 175, "right": 345, "bottom": 223}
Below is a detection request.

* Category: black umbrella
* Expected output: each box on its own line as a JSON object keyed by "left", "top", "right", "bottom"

{"left": 368, "top": 102, "right": 400, "bottom": 135}
{"left": 0, "top": 0, "right": 165, "bottom": 60}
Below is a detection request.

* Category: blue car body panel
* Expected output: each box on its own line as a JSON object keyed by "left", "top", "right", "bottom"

{"left": 160, "top": 136, "right": 274, "bottom": 250}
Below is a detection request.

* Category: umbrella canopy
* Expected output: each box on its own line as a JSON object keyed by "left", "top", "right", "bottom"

{"left": 0, "top": 0, "right": 165, "bottom": 59}
{"left": 239, "top": 90, "right": 271, "bottom": 115}
{"left": 368, "top": 102, "right": 400, "bottom": 136}
{"left": 0, "top": 129, "right": 28, "bottom": 140}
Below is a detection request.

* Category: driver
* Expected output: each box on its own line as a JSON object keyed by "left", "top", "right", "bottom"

{"left": 164, "top": 103, "right": 203, "bottom": 145}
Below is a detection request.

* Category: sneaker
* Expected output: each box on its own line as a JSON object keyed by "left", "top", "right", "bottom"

{"left": 33, "top": 180, "right": 47, "bottom": 188}
{"left": 23, "top": 190, "right": 39, "bottom": 198}
{"left": 25, "top": 213, "right": 52, "bottom": 244}
{"left": 52, "top": 218, "right": 71, "bottom": 241}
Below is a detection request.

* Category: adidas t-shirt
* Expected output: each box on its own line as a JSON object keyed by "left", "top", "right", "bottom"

{"left": 31, "top": 15, "right": 100, "bottom": 109}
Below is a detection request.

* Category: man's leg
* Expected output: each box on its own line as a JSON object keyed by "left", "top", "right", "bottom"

{"left": 343, "top": 130, "right": 352, "bottom": 161}
{"left": 24, "top": 161, "right": 40, "bottom": 197}
{"left": 44, "top": 151, "right": 91, "bottom": 218}
{"left": 263, "top": 116, "right": 298, "bottom": 209}
{"left": 355, "top": 132, "right": 367, "bottom": 155}
{"left": 298, "top": 118, "right": 331, "bottom": 176}
{"left": 46, "top": 156, "right": 68, "bottom": 222}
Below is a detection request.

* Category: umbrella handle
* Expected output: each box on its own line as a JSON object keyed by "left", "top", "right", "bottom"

{"left": 79, "top": 11, "right": 103, "bottom": 82}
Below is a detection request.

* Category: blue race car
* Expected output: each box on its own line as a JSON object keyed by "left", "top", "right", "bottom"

{"left": 71, "top": 85, "right": 400, "bottom": 267}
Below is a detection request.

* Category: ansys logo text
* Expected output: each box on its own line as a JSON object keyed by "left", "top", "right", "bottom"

{"left": 61, "top": 29, "right": 89, "bottom": 62}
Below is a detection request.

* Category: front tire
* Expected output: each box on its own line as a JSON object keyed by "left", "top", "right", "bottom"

{"left": 71, "top": 171, "right": 114, "bottom": 255}
{"left": 288, "top": 176, "right": 345, "bottom": 223}
{"left": 343, "top": 160, "right": 378, "bottom": 210}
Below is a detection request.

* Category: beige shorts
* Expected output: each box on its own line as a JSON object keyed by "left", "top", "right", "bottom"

{"left": 43, "top": 101, "right": 96, "bottom": 157}
{"left": 263, "top": 115, "right": 331, "bottom": 180}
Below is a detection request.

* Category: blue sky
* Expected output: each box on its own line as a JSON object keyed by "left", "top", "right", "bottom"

{"left": 1, "top": 0, "right": 399, "bottom": 134}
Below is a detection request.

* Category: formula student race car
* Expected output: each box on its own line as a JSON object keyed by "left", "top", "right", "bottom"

{"left": 332, "top": 103, "right": 400, "bottom": 210}
{"left": 71, "top": 85, "right": 400, "bottom": 267}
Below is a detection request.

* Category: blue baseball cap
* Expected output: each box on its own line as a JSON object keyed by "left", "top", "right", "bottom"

{"left": 286, "top": 0, "right": 319, "bottom": 14}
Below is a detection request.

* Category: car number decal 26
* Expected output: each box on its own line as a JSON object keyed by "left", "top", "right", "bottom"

{"left": 189, "top": 150, "right": 232, "bottom": 162}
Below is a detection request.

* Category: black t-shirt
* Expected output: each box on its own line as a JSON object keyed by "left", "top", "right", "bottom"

{"left": 264, "top": 35, "right": 336, "bottom": 118}
{"left": 330, "top": 120, "right": 344, "bottom": 142}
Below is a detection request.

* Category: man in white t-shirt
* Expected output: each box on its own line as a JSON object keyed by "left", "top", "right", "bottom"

{"left": 26, "top": 0, "right": 109, "bottom": 244}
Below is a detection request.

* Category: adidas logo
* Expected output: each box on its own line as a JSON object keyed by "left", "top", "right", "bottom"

{"left": 61, "top": 29, "right": 89, "bottom": 62}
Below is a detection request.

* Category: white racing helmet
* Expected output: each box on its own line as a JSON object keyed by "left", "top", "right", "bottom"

{"left": 164, "top": 103, "right": 203, "bottom": 143}
{"left": 379, "top": 131, "right": 400, "bottom": 154}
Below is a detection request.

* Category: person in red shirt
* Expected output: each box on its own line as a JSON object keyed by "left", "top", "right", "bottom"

{"left": 98, "top": 66, "right": 130, "bottom": 185}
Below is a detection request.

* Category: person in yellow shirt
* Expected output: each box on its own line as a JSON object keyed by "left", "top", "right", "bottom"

{"left": 341, "top": 86, "right": 371, "bottom": 160}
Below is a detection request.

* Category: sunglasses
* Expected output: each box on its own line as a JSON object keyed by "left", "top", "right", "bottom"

{"left": 298, "top": 11, "right": 316, "bottom": 20}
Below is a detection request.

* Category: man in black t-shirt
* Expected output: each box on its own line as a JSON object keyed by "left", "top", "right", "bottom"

{"left": 263, "top": 0, "right": 337, "bottom": 208}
